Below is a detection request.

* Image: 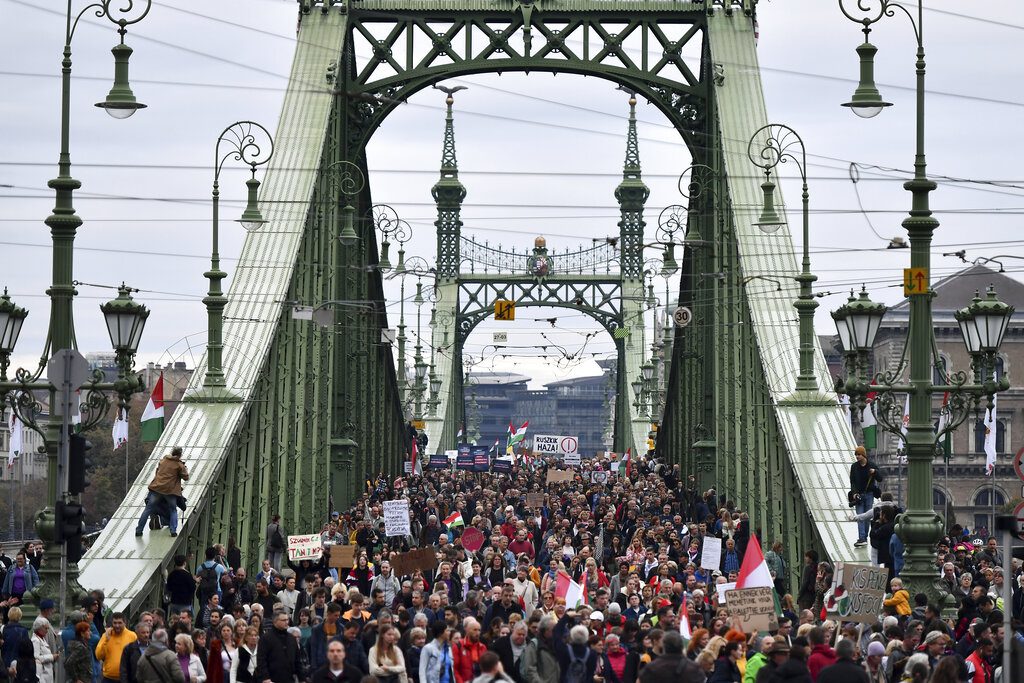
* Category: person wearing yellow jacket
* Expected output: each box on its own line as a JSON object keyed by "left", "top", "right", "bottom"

{"left": 94, "top": 613, "right": 136, "bottom": 683}
{"left": 882, "top": 578, "right": 912, "bottom": 617}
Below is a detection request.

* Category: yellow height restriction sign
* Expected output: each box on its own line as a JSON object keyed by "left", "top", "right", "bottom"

{"left": 903, "top": 268, "right": 929, "bottom": 296}
{"left": 494, "top": 299, "right": 515, "bottom": 321}
{"left": 412, "top": 419, "right": 425, "bottom": 430}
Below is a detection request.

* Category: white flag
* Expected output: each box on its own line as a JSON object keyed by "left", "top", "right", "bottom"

{"left": 112, "top": 408, "right": 129, "bottom": 450}
{"left": 7, "top": 408, "right": 22, "bottom": 470}
{"left": 984, "top": 396, "right": 998, "bottom": 475}
{"left": 898, "top": 394, "right": 910, "bottom": 464}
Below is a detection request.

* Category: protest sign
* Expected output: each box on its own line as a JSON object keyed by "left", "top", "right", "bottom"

{"left": 590, "top": 471, "right": 609, "bottom": 484}
{"left": 525, "top": 492, "right": 546, "bottom": 509}
{"left": 546, "top": 469, "right": 574, "bottom": 484}
{"left": 534, "top": 434, "right": 580, "bottom": 456}
{"left": 563, "top": 452, "right": 581, "bottom": 467}
{"left": 471, "top": 445, "right": 490, "bottom": 472}
{"left": 725, "top": 587, "right": 777, "bottom": 631}
{"left": 328, "top": 544, "right": 356, "bottom": 569}
{"left": 826, "top": 562, "right": 887, "bottom": 624}
{"left": 429, "top": 453, "right": 450, "bottom": 469}
{"left": 715, "top": 581, "right": 736, "bottom": 605}
{"left": 287, "top": 534, "right": 323, "bottom": 562}
{"left": 461, "top": 527, "right": 485, "bottom": 553}
{"left": 700, "top": 537, "right": 722, "bottom": 571}
{"left": 403, "top": 461, "right": 412, "bottom": 474}
{"left": 390, "top": 547, "right": 438, "bottom": 577}
{"left": 456, "top": 444, "right": 474, "bottom": 471}
{"left": 492, "top": 457, "right": 513, "bottom": 473}
{"left": 383, "top": 499, "right": 411, "bottom": 537}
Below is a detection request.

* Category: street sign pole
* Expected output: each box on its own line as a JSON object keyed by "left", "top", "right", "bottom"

{"left": 46, "top": 348, "right": 89, "bottom": 629}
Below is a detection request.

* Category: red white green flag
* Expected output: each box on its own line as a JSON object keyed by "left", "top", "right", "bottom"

{"left": 141, "top": 373, "right": 165, "bottom": 442}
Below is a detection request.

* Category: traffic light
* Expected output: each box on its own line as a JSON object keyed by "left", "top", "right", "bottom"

{"left": 68, "top": 433, "right": 93, "bottom": 496}
{"left": 55, "top": 500, "right": 85, "bottom": 563}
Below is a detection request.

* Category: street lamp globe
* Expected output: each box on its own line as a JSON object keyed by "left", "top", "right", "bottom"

{"left": 830, "top": 290, "right": 856, "bottom": 353}
{"left": 836, "top": 286, "right": 886, "bottom": 353}
{"left": 0, "top": 290, "right": 28, "bottom": 357}
{"left": 955, "top": 286, "right": 1014, "bottom": 355}
{"left": 430, "top": 374, "right": 442, "bottom": 396}
{"left": 841, "top": 40, "right": 892, "bottom": 118}
{"left": 641, "top": 362, "right": 655, "bottom": 382}
{"left": 752, "top": 174, "right": 785, "bottom": 233}
{"left": 630, "top": 379, "right": 642, "bottom": 398}
{"left": 100, "top": 284, "right": 150, "bottom": 354}
{"left": 237, "top": 177, "right": 267, "bottom": 231}
{"left": 660, "top": 243, "right": 679, "bottom": 278}
{"left": 94, "top": 44, "right": 147, "bottom": 119}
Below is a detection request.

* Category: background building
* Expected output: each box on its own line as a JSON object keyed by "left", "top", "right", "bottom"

{"left": 465, "top": 365, "right": 615, "bottom": 456}
{"left": 828, "top": 265, "right": 1023, "bottom": 534}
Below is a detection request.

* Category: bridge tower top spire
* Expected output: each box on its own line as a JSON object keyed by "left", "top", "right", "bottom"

{"left": 615, "top": 93, "right": 649, "bottom": 279}
{"left": 432, "top": 86, "right": 468, "bottom": 279}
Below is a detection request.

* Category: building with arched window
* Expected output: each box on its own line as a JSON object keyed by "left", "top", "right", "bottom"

{"left": 827, "top": 265, "right": 1024, "bottom": 536}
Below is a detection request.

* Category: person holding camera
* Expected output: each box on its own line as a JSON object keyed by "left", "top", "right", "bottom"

{"left": 848, "top": 446, "right": 882, "bottom": 547}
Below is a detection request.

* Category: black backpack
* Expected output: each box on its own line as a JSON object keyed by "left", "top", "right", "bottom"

{"left": 198, "top": 564, "right": 219, "bottom": 596}
{"left": 566, "top": 647, "right": 591, "bottom": 683}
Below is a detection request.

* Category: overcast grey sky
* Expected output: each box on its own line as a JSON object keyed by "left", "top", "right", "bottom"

{"left": 2, "top": 0, "right": 1021, "bottom": 390}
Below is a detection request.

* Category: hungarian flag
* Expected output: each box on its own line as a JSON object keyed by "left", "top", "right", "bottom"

{"left": 679, "top": 594, "right": 692, "bottom": 639}
{"left": 736, "top": 535, "right": 774, "bottom": 589}
{"left": 112, "top": 408, "right": 129, "bottom": 450}
{"left": 442, "top": 511, "right": 465, "bottom": 528}
{"left": 410, "top": 439, "right": 421, "bottom": 476}
{"left": 984, "top": 396, "right": 998, "bottom": 475}
{"left": 141, "top": 373, "right": 165, "bottom": 442}
{"left": 936, "top": 392, "right": 952, "bottom": 461}
{"left": 7, "top": 407, "right": 22, "bottom": 470}
{"left": 554, "top": 570, "right": 584, "bottom": 608}
{"left": 862, "top": 387, "right": 878, "bottom": 449}
{"left": 506, "top": 420, "right": 529, "bottom": 454}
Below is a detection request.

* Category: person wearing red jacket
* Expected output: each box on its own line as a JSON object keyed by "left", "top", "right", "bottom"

{"left": 806, "top": 626, "right": 836, "bottom": 682}
{"left": 452, "top": 617, "right": 487, "bottom": 683}
{"left": 964, "top": 638, "right": 994, "bottom": 683}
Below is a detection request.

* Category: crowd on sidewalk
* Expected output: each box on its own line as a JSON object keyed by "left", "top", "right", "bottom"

{"left": 0, "top": 446, "right": 1022, "bottom": 683}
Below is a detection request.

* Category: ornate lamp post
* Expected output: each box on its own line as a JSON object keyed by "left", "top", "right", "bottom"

{"left": 0, "top": 0, "right": 154, "bottom": 619}
{"left": 201, "top": 122, "right": 274, "bottom": 393}
{"left": 747, "top": 124, "right": 830, "bottom": 405}
{"left": 834, "top": 0, "right": 1016, "bottom": 608}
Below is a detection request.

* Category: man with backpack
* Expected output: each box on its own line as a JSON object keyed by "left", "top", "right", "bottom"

{"left": 195, "top": 547, "right": 226, "bottom": 608}
{"left": 638, "top": 632, "right": 704, "bottom": 683}
{"left": 520, "top": 615, "right": 559, "bottom": 683}
{"left": 266, "top": 515, "right": 286, "bottom": 571}
{"left": 558, "top": 625, "right": 596, "bottom": 683}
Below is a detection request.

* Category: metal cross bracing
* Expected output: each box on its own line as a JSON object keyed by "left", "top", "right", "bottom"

{"left": 81, "top": 0, "right": 869, "bottom": 616}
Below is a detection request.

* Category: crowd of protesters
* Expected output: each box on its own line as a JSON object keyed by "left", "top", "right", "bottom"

{"left": 0, "top": 446, "right": 1022, "bottom": 683}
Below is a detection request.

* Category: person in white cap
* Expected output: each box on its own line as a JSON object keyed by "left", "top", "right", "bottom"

{"left": 588, "top": 611, "right": 608, "bottom": 639}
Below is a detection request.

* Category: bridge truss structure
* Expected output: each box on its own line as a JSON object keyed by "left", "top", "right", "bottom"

{"left": 80, "top": 0, "right": 862, "bottom": 613}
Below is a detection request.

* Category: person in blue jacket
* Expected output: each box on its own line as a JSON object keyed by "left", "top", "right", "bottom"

{"left": 1, "top": 606, "right": 29, "bottom": 668}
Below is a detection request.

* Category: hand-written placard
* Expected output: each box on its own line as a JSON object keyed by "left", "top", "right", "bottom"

{"left": 287, "top": 534, "right": 323, "bottom": 562}
{"left": 700, "top": 537, "right": 722, "bottom": 571}
{"left": 725, "top": 587, "right": 777, "bottom": 632}
{"left": 828, "top": 561, "right": 888, "bottom": 624}
{"left": 383, "top": 499, "right": 411, "bottom": 537}
{"left": 390, "top": 546, "right": 439, "bottom": 578}
{"left": 328, "top": 544, "right": 357, "bottom": 569}
{"left": 546, "top": 469, "right": 575, "bottom": 484}
{"left": 525, "top": 493, "right": 546, "bottom": 509}
{"left": 715, "top": 581, "right": 736, "bottom": 605}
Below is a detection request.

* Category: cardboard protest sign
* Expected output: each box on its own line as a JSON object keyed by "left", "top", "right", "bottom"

{"left": 725, "top": 587, "right": 777, "bottom": 632}
{"left": 390, "top": 546, "right": 439, "bottom": 577}
{"left": 546, "top": 469, "right": 574, "bottom": 484}
{"left": 287, "top": 534, "right": 323, "bottom": 562}
{"left": 826, "top": 562, "right": 887, "bottom": 624}
{"left": 700, "top": 537, "right": 722, "bottom": 571}
{"left": 383, "top": 499, "right": 411, "bottom": 537}
{"left": 328, "top": 544, "right": 356, "bottom": 569}
{"left": 525, "top": 493, "right": 546, "bottom": 509}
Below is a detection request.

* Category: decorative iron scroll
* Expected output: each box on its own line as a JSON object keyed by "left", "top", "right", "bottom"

{"left": 460, "top": 236, "right": 618, "bottom": 275}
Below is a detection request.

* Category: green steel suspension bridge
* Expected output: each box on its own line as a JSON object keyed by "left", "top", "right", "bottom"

{"left": 79, "top": 0, "right": 862, "bottom": 612}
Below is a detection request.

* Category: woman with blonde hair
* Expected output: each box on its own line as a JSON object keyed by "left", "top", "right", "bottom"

{"left": 368, "top": 623, "right": 407, "bottom": 683}
{"left": 230, "top": 627, "right": 259, "bottom": 683}
{"left": 703, "top": 635, "right": 727, "bottom": 660}
{"left": 174, "top": 634, "right": 206, "bottom": 683}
